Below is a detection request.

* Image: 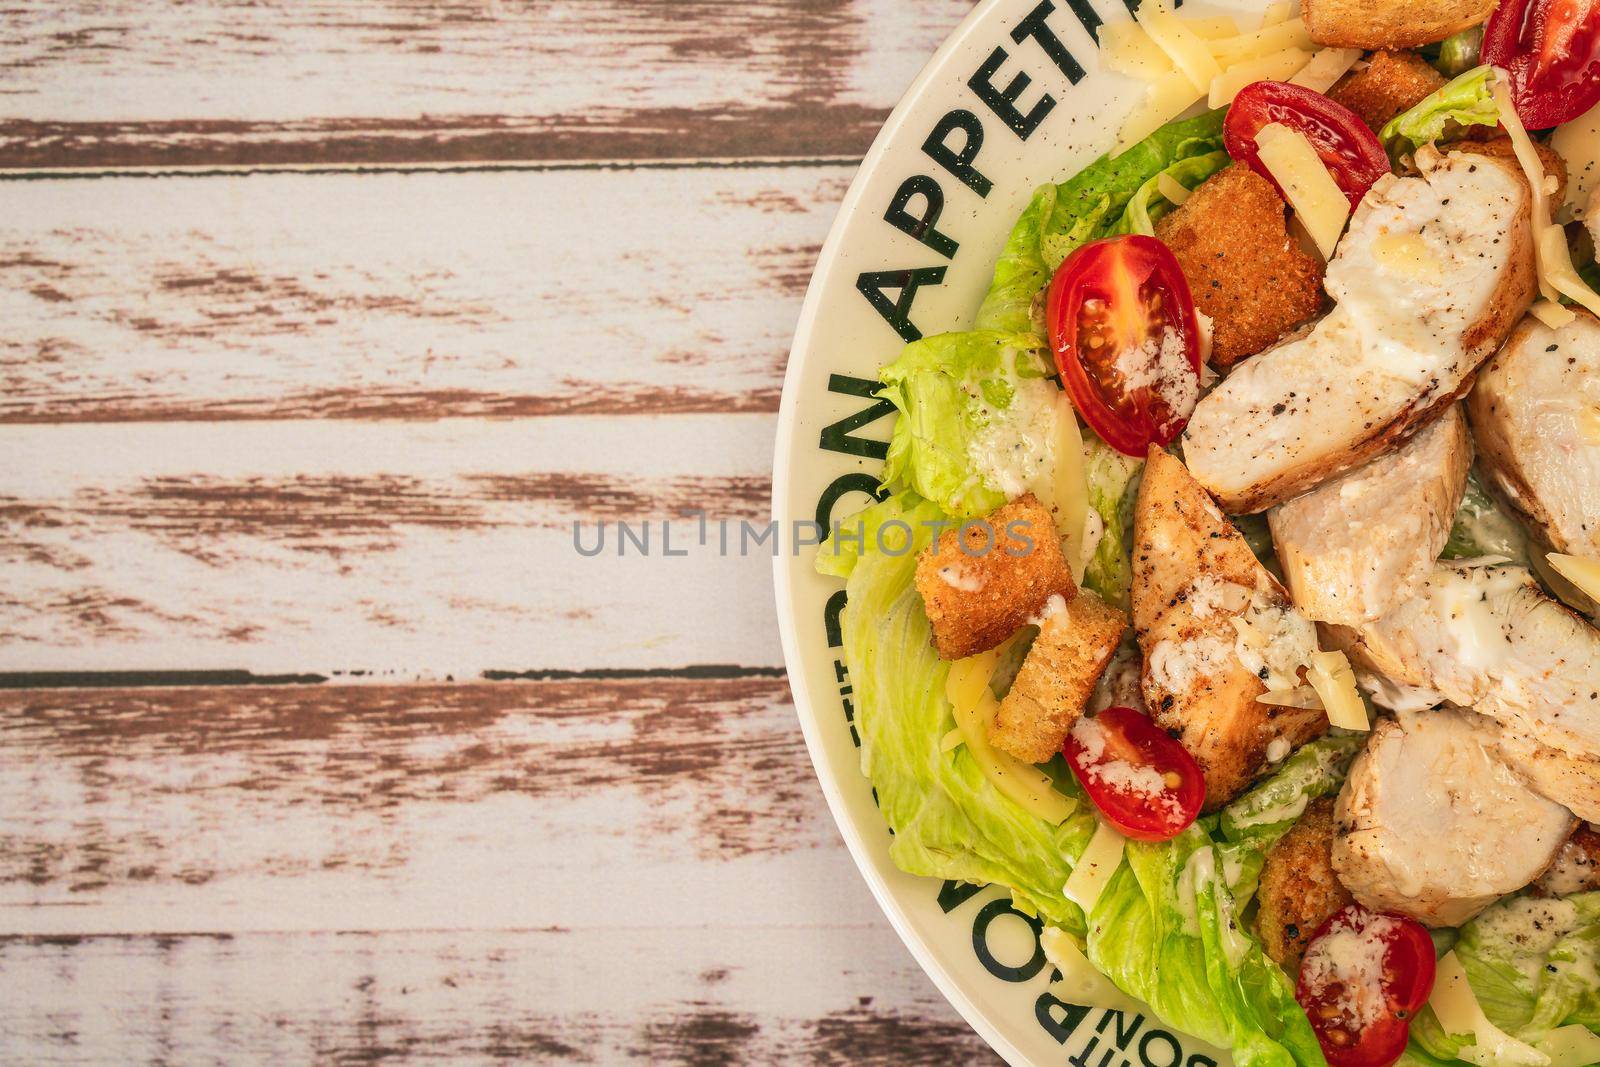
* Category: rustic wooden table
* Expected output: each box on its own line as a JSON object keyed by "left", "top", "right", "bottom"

{"left": 0, "top": 1, "right": 1004, "bottom": 1062}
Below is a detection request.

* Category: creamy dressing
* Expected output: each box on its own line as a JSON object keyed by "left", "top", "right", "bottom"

{"left": 965, "top": 347, "right": 1060, "bottom": 499}
{"left": 1300, "top": 910, "right": 1400, "bottom": 1029}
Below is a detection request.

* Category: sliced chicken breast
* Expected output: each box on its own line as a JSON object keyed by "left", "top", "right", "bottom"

{"left": 1333, "top": 709, "right": 1573, "bottom": 927}
{"left": 1342, "top": 562, "right": 1600, "bottom": 754}
{"left": 1468, "top": 310, "right": 1600, "bottom": 556}
{"left": 1184, "top": 150, "right": 1536, "bottom": 514}
{"left": 1470, "top": 715, "right": 1600, "bottom": 824}
{"left": 1133, "top": 448, "right": 1327, "bottom": 809}
{"left": 1270, "top": 405, "right": 1471, "bottom": 625}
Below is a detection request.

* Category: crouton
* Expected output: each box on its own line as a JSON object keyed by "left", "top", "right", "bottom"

{"left": 1256, "top": 797, "right": 1354, "bottom": 973}
{"left": 915, "top": 493, "right": 1075, "bottom": 661}
{"left": 1459, "top": 135, "right": 1570, "bottom": 207}
{"left": 1327, "top": 50, "right": 1447, "bottom": 131}
{"left": 1155, "top": 166, "right": 1324, "bottom": 369}
{"left": 1304, "top": 0, "right": 1495, "bottom": 50}
{"left": 1133, "top": 448, "right": 1328, "bottom": 809}
{"left": 1533, "top": 825, "right": 1600, "bottom": 897}
{"left": 990, "top": 591, "right": 1128, "bottom": 763}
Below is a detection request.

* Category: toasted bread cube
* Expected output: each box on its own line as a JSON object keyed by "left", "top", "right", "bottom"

{"left": 1304, "top": 0, "right": 1494, "bottom": 50}
{"left": 1155, "top": 165, "right": 1324, "bottom": 369}
{"left": 915, "top": 493, "right": 1075, "bottom": 661}
{"left": 1257, "top": 796, "right": 1354, "bottom": 973}
{"left": 990, "top": 591, "right": 1128, "bottom": 763}
{"left": 1327, "top": 50, "right": 1446, "bottom": 131}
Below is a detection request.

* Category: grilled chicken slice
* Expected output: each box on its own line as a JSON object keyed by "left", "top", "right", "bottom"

{"left": 1133, "top": 448, "right": 1327, "bottom": 809}
{"left": 1184, "top": 150, "right": 1536, "bottom": 513}
{"left": 1468, "top": 310, "right": 1600, "bottom": 556}
{"left": 1472, "top": 716, "right": 1600, "bottom": 825}
{"left": 1270, "top": 405, "right": 1471, "bottom": 625}
{"left": 1333, "top": 710, "right": 1573, "bottom": 927}
{"left": 1342, "top": 562, "right": 1600, "bottom": 753}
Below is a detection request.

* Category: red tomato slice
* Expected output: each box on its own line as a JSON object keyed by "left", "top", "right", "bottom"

{"left": 1485, "top": 0, "right": 1600, "bottom": 129}
{"left": 1296, "top": 904, "right": 1437, "bottom": 1067}
{"left": 1063, "top": 706, "right": 1204, "bottom": 841}
{"left": 1224, "top": 81, "right": 1391, "bottom": 208}
{"left": 1045, "top": 235, "right": 1201, "bottom": 458}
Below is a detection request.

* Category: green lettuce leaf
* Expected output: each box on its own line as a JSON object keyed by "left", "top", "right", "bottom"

{"left": 1086, "top": 735, "right": 1362, "bottom": 1067}
{"left": 1380, "top": 65, "right": 1499, "bottom": 160}
{"left": 1082, "top": 439, "right": 1143, "bottom": 611}
{"left": 823, "top": 490, "right": 1097, "bottom": 929}
{"left": 1107, "top": 149, "right": 1232, "bottom": 239}
{"left": 976, "top": 110, "right": 1228, "bottom": 335}
{"left": 878, "top": 330, "right": 1056, "bottom": 519}
{"left": 1410, "top": 893, "right": 1600, "bottom": 1062}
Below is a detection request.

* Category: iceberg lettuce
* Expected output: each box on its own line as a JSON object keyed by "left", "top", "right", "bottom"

{"left": 976, "top": 110, "right": 1229, "bottom": 335}
{"left": 1380, "top": 65, "right": 1499, "bottom": 161}
{"left": 819, "top": 491, "right": 1097, "bottom": 929}
{"left": 878, "top": 331, "right": 1056, "bottom": 519}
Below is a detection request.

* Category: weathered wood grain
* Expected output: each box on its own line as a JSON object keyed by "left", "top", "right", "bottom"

{"left": 0, "top": 926, "right": 1000, "bottom": 1064}
{"left": 0, "top": 167, "right": 846, "bottom": 423}
{"left": 0, "top": 678, "right": 890, "bottom": 935}
{"left": 0, "top": 0, "right": 972, "bottom": 167}
{"left": 0, "top": 417, "right": 787, "bottom": 675}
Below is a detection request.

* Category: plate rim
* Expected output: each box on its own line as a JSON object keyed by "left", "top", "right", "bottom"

{"left": 770, "top": 0, "right": 1033, "bottom": 1061}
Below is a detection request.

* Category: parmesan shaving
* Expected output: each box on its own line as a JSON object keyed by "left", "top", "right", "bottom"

{"left": 1064, "top": 819, "right": 1126, "bottom": 913}
{"left": 1308, "top": 650, "right": 1367, "bottom": 731}
{"left": 1288, "top": 47, "right": 1361, "bottom": 93}
{"left": 1530, "top": 298, "right": 1579, "bottom": 329}
{"left": 1157, "top": 170, "right": 1193, "bottom": 206}
{"left": 1208, "top": 19, "right": 1315, "bottom": 66}
{"left": 946, "top": 651, "right": 1078, "bottom": 824}
{"left": 1043, "top": 393, "right": 1092, "bottom": 584}
{"left": 1547, "top": 553, "right": 1600, "bottom": 605}
{"left": 1139, "top": 7, "right": 1223, "bottom": 94}
{"left": 1257, "top": 685, "right": 1322, "bottom": 709}
{"left": 1429, "top": 951, "right": 1551, "bottom": 1067}
{"left": 1259, "top": 0, "right": 1298, "bottom": 26}
{"left": 1535, "top": 1024, "right": 1600, "bottom": 1067}
{"left": 1492, "top": 71, "right": 1600, "bottom": 317}
{"left": 1101, "top": 21, "right": 1173, "bottom": 82}
{"left": 1253, "top": 121, "right": 1351, "bottom": 259}
{"left": 1208, "top": 47, "right": 1313, "bottom": 109}
{"left": 1114, "top": 69, "right": 1204, "bottom": 157}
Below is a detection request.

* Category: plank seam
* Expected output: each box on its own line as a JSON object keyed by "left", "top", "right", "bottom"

{"left": 0, "top": 666, "right": 788, "bottom": 689}
{"left": 0, "top": 157, "right": 862, "bottom": 181}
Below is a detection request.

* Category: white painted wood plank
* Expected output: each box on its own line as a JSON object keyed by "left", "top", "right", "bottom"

{"left": 0, "top": 167, "right": 844, "bottom": 422}
{"left": 0, "top": 680, "right": 884, "bottom": 935}
{"left": 0, "top": 0, "right": 973, "bottom": 165}
{"left": 0, "top": 926, "right": 999, "bottom": 1063}
{"left": 0, "top": 417, "right": 785, "bottom": 674}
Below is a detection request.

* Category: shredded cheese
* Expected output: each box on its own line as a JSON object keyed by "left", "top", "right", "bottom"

{"left": 1114, "top": 69, "right": 1205, "bottom": 157}
{"left": 1208, "top": 47, "right": 1312, "bottom": 108}
{"left": 1257, "top": 685, "right": 1322, "bottom": 709}
{"left": 1535, "top": 1024, "right": 1600, "bottom": 1067}
{"left": 1530, "top": 298, "right": 1579, "bottom": 329}
{"left": 1307, "top": 650, "right": 1367, "bottom": 731}
{"left": 1139, "top": 7, "right": 1223, "bottom": 94}
{"left": 1101, "top": 21, "right": 1174, "bottom": 82}
{"left": 1259, "top": 0, "right": 1298, "bottom": 26}
{"left": 1157, "top": 171, "right": 1192, "bottom": 207}
{"left": 1547, "top": 554, "right": 1600, "bottom": 604}
{"left": 1043, "top": 393, "right": 1092, "bottom": 584}
{"left": 946, "top": 651, "right": 1078, "bottom": 824}
{"left": 1550, "top": 99, "right": 1600, "bottom": 218}
{"left": 1252, "top": 122, "right": 1351, "bottom": 259}
{"left": 1288, "top": 47, "right": 1362, "bottom": 92}
{"left": 1040, "top": 927, "right": 1129, "bottom": 1005}
{"left": 1492, "top": 72, "right": 1600, "bottom": 317}
{"left": 1429, "top": 951, "right": 1550, "bottom": 1067}
{"left": 1064, "top": 819, "right": 1127, "bottom": 913}
{"left": 1208, "top": 19, "right": 1315, "bottom": 66}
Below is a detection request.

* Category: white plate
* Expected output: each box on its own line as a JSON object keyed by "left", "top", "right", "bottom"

{"left": 772, "top": 1, "right": 1261, "bottom": 1062}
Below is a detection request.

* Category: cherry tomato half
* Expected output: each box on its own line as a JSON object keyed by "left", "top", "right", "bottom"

{"left": 1045, "top": 235, "right": 1201, "bottom": 458}
{"left": 1296, "top": 904, "right": 1437, "bottom": 1067}
{"left": 1224, "top": 81, "right": 1391, "bottom": 209}
{"left": 1064, "top": 706, "right": 1205, "bottom": 841}
{"left": 1485, "top": 0, "right": 1600, "bottom": 129}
